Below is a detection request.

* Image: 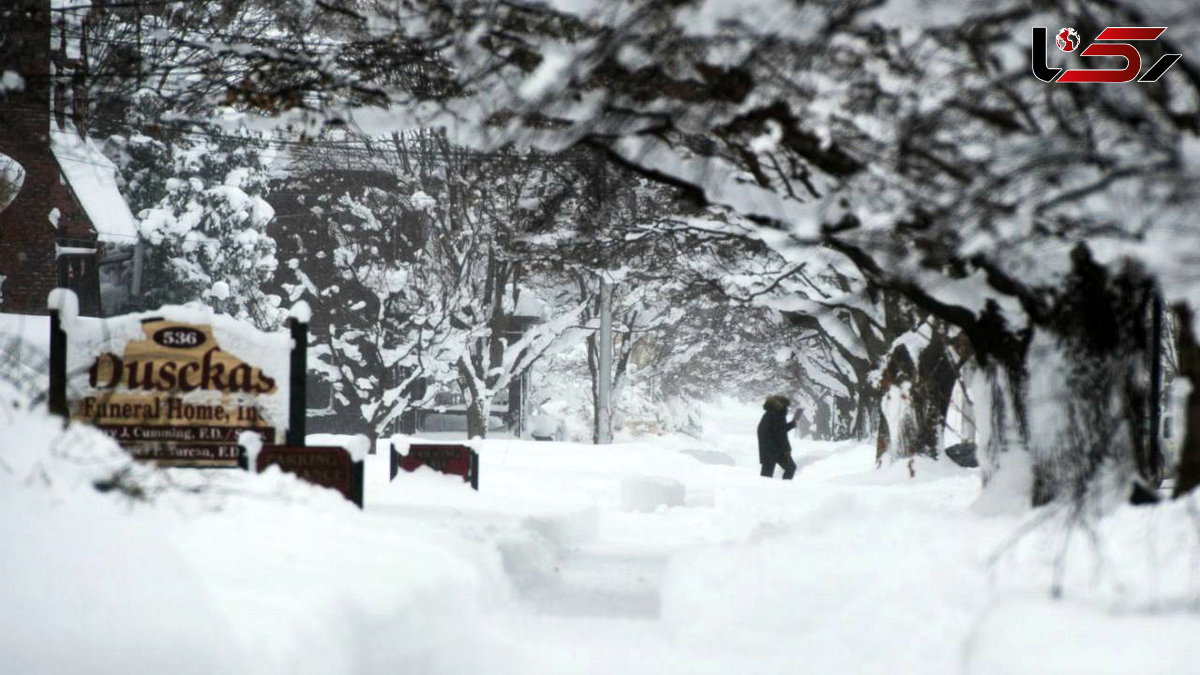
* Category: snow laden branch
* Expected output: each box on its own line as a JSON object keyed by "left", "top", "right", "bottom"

{"left": 92, "top": 0, "right": 1200, "bottom": 501}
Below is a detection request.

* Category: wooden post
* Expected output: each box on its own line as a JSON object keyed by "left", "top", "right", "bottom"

{"left": 48, "top": 307, "right": 67, "bottom": 418}
{"left": 286, "top": 316, "right": 307, "bottom": 446}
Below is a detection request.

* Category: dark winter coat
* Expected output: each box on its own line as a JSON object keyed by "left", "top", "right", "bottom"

{"left": 757, "top": 395, "right": 796, "bottom": 464}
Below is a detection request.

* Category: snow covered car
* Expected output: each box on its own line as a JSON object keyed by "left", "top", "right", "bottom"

{"left": 418, "top": 409, "right": 507, "bottom": 434}
{"left": 527, "top": 412, "right": 567, "bottom": 441}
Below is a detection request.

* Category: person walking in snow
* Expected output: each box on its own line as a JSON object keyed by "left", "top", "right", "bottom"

{"left": 758, "top": 394, "right": 798, "bottom": 479}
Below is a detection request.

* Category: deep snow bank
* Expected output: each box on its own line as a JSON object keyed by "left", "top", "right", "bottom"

{"left": 6, "top": 396, "right": 1200, "bottom": 675}
{"left": 0, "top": 409, "right": 519, "bottom": 675}
{"left": 655, "top": 441, "right": 1200, "bottom": 675}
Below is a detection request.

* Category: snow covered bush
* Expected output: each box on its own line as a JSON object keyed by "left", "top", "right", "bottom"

{"left": 109, "top": 98, "right": 282, "bottom": 328}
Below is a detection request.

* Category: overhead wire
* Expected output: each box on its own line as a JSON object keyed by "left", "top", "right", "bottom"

{"left": 48, "top": 0, "right": 200, "bottom": 12}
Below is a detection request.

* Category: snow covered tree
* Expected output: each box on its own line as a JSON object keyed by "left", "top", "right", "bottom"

{"left": 569, "top": 274, "right": 686, "bottom": 441}
{"left": 123, "top": 0, "right": 1200, "bottom": 503}
{"left": 429, "top": 146, "right": 589, "bottom": 439}
{"left": 272, "top": 166, "right": 460, "bottom": 439}
{"left": 42, "top": 0, "right": 312, "bottom": 325}
{"left": 272, "top": 131, "right": 594, "bottom": 439}
{"left": 421, "top": 0, "right": 1194, "bottom": 503}
{"left": 109, "top": 109, "right": 282, "bottom": 328}
{"left": 79, "top": 0, "right": 319, "bottom": 126}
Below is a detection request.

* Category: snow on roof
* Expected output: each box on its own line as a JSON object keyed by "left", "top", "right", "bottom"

{"left": 512, "top": 291, "right": 549, "bottom": 319}
{"left": 50, "top": 126, "right": 139, "bottom": 244}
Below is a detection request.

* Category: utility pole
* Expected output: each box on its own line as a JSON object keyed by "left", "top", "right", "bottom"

{"left": 595, "top": 277, "right": 613, "bottom": 444}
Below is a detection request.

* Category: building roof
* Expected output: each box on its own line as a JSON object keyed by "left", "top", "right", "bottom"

{"left": 49, "top": 126, "right": 139, "bottom": 244}
{"left": 512, "top": 289, "right": 550, "bottom": 319}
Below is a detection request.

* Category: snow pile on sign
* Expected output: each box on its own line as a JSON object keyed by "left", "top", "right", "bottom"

{"left": 60, "top": 298, "right": 293, "bottom": 440}
{"left": 308, "top": 432, "right": 371, "bottom": 460}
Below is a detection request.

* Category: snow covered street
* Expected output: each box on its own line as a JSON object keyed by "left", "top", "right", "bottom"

{"left": 450, "top": 426, "right": 994, "bottom": 674}
{"left": 6, "top": 398, "right": 1198, "bottom": 674}
{"left": 370, "top": 399, "right": 1200, "bottom": 675}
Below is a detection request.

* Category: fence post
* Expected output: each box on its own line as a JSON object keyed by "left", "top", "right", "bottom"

{"left": 286, "top": 306, "right": 309, "bottom": 446}
{"left": 48, "top": 308, "right": 67, "bottom": 418}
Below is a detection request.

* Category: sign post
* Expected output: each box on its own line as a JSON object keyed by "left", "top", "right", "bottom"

{"left": 48, "top": 303, "right": 68, "bottom": 418}
{"left": 286, "top": 314, "right": 307, "bottom": 446}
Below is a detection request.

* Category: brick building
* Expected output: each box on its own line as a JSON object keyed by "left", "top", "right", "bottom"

{"left": 0, "top": 0, "right": 138, "bottom": 317}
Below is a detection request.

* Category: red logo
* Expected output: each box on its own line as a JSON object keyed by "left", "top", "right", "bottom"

{"left": 1032, "top": 26, "right": 1182, "bottom": 83}
{"left": 1056, "top": 28, "right": 1079, "bottom": 52}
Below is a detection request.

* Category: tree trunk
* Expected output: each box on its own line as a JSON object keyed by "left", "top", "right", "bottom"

{"left": 974, "top": 362, "right": 1029, "bottom": 486}
{"left": 910, "top": 331, "right": 959, "bottom": 459}
{"left": 1172, "top": 305, "right": 1200, "bottom": 497}
{"left": 1126, "top": 293, "right": 1166, "bottom": 501}
{"left": 814, "top": 398, "right": 832, "bottom": 440}
{"left": 876, "top": 344, "right": 916, "bottom": 464}
{"left": 466, "top": 399, "right": 488, "bottom": 440}
{"left": 852, "top": 390, "right": 875, "bottom": 440}
{"left": 1017, "top": 247, "right": 1152, "bottom": 506}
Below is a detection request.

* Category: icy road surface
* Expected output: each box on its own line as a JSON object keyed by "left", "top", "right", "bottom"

{"left": 3, "top": 398, "right": 1199, "bottom": 674}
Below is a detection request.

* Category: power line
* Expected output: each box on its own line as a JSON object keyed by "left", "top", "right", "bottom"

{"left": 37, "top": 121, "right": 592, "bottom": 165}
{"left": 53, "top": 24, "right": 342, "bottom": 49}
{"left": 48, "top": 0, "right": 213, "bottom": 13}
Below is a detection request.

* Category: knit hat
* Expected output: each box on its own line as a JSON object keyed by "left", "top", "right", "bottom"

{"left": 764, "top": 395, "right": 790, "bottom": 410}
